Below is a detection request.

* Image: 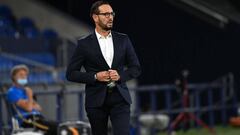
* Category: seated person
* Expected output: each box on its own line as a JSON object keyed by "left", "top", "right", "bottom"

{"left": 6, "top": 64, "right": 58, "bottom": 135}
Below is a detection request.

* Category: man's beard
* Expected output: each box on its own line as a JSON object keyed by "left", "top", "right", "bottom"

{"left": 99, "top": 21, "right": 113, "bottom": 31}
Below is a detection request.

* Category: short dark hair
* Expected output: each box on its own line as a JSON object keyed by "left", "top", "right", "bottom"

{"left": 90, "top": 1, "right": 110, "bottom": 18}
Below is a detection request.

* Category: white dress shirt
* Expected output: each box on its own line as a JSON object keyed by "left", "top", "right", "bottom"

{"left": 95, "top": 30, "right": 114, "bottom": 68}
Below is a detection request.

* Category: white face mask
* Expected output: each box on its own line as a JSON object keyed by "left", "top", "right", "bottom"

{"left": 17, "top": 78, "right": 28, "bottom": 86}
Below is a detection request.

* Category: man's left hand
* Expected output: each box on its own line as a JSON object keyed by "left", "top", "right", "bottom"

{"left": 109, "top": 69, "right": 120, "bottom": 81}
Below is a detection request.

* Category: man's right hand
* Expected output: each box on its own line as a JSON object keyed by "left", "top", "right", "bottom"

{"left": 96, "top": 71, "right": 110, "bottom": 82}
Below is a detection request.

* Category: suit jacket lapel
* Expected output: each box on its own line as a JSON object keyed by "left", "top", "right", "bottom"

{"left": 90, "top": 32, "right": 110, "bottom": 69}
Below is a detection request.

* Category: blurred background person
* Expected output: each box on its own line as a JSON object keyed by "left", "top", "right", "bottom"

{"left": 7, "top": 64, "right": 58, "bottom": 135}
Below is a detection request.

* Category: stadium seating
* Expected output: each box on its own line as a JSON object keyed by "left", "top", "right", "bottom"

{"left": 0, "top": 4, "right": 64, "bottom": 84}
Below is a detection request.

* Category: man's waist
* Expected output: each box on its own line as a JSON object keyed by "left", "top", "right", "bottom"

{"left": 106, "top": 85, "right": 118, "bottom": 93}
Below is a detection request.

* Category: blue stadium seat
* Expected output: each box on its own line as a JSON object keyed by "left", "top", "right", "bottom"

{"left": 0, "top": 5, "right": 60, "bottom": 84}
{"left": 18, "top": 17, "right": 35, "bottom": 28}
{"left": 0, "top": 5, "right": 12, "bottom": 18}
{"left": 6, "top": 27, "right": 18, "bottom": 37}
{"left": 0, "top": 27, "right": 18, "bottom": 38}
{"left": 42, "top": 28, "right": 58, "bottom": 39}
{"left": 0, "top": 17, "right": 12, "bottom": 27}
{"left": 23, "top": 27, "right": 39, "bottom": 38}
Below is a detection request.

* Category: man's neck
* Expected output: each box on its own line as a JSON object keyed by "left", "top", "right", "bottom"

{"left": 95, "top": 27, "right": 110, "bottom": 37}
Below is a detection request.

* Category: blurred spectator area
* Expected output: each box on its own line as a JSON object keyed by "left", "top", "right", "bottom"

{"left": 0, "top": 3, "right": 85, "bottom": 85}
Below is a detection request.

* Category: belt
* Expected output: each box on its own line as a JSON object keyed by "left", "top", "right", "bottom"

{"left": 106, "top": 86, "right": 117, "bottom": 93}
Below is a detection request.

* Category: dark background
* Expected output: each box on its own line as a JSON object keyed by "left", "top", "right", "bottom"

{"left": 39, "top": 0, "right": 240, "bottom": 85}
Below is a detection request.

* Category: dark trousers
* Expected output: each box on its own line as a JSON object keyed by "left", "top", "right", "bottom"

{"left": 21, "top": 115, "right": 58, "bottom": 135}
{"left": 86, "top": 87, "right": 130, "bottom": 135}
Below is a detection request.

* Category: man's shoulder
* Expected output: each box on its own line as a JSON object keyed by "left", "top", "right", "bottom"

{"left": 112, "top": 31, "right": 128, "bottom": 38}
{"left": 75, "top": 34, "right": 93, "bottom": 49}
{"left": 7, "top": 87, "right": 22, "bottom": 101}
{"left": 77, "top": 31, "right": 128, "bottom": 40}
{"left": 7, "top": 87, "right": 20, "bottom": 95}
{"left": 8, "top": 86, "right": 17, "bottom": 93}
{"left": 77, "top": 33, "right": 93, "bottom": 42}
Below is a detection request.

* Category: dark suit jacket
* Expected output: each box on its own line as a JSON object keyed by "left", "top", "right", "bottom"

{"left": 66, "top": 31, "right": 141, "bottom": 107}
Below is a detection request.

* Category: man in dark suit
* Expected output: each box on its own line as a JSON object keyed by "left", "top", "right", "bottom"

{"left": 66, "top": 1, "right": 141, "bottom": 135}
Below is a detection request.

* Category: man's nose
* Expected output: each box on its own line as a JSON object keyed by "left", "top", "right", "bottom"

{"left": 109, "top": 17, "right": 113, "bottom": 21}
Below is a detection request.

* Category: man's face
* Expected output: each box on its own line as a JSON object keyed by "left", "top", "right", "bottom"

{"left": 94, "top": 4, "right": 114, "bottom": 31}
{"left": 14, "top": 69, "right": 28, "bottom": 82}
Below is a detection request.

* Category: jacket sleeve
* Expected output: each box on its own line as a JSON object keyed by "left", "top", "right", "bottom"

{"left": 119, "top": 36, "right": 141, "bottom": 83}
{"left": 66, "top": 41, "right": 96, "bottom": 84}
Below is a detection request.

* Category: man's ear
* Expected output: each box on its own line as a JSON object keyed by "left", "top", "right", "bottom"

{"left": 92, "top": 14, "right": 98, "bottom": 22}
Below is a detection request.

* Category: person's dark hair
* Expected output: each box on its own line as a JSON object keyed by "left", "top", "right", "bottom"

{"left": 90, "top": 1, "right": 110, "bottom": 18}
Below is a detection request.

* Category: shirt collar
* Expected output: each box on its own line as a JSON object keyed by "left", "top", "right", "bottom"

{"left": 95, "top": 29, "right": 112, "bottom": 39}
